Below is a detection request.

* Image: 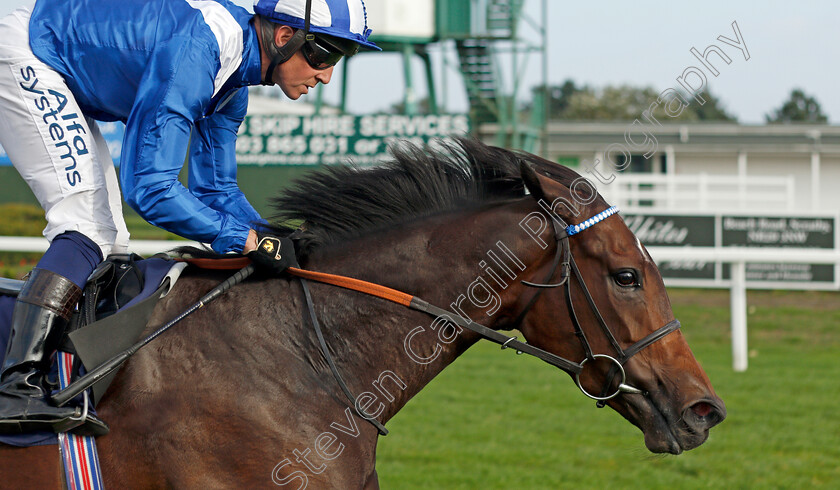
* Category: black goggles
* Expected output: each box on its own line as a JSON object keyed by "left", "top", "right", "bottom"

{"left": 300, "top": 34, "right": 358, "bottom": 70}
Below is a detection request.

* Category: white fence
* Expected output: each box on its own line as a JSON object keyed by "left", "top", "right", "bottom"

{"left": 0, "top": 236, "right": 200, "bottom": 255}
{"left": 647, "top": 247, "right": 840, "bottom": 372}
{"left": 595, "top": 173, "right": 796, "bottom": 212}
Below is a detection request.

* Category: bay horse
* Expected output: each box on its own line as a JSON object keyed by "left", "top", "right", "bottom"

{"left": 0, "top": 138, "right": 725, "bottom": 488}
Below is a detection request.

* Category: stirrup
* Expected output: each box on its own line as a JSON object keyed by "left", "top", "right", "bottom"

{"left": 0, "top": 391, "right": 109, "bottom": 436}
{"left": 55, "top": 392, "right": 110, "bottom": 437}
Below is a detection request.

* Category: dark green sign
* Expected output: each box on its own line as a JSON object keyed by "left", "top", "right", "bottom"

{"left": 721, "top": 215, "right": 835, "bottom": 248}
{"left": 623, "top": 213, "right": 716, "bottom": 281}
{"left": 657, "top": 260, "right": 716, "bottom": 280}
{"left": 624, "top": 212, "right": 837, "bottom": 286}
{"left": 235, "top": 114, "right": 470, "bottom": 166}
{"left": 722, "top": 263, "right": 835, "bottom": 283}
{"left": 622, "top": 214, "right": 715, "bottom": 247}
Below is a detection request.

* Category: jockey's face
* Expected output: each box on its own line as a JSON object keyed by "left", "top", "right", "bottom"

{"left": 274, "top": 49, "right": 334, "bottom": 100}
{"left": 265, "top": 24, "right": 335, "bottom": 100}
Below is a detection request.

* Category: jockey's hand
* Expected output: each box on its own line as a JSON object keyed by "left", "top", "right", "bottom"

{"left": 244, "top": 229, "right": 259, "bottom": 253}
{"left": 247, "top": 231, "right": 299, "bottom": 274}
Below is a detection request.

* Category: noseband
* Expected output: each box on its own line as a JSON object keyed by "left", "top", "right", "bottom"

{"left": 513, "top": 206, "right": 681, "bottom": 405}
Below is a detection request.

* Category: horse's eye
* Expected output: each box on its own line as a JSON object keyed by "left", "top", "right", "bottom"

{"left": 614, "top": 270, "right": 638, "bottom": 287}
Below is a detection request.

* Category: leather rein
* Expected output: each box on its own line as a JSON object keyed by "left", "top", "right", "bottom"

{"left": 268, "top": 205, "right": 681, "bottom": 434}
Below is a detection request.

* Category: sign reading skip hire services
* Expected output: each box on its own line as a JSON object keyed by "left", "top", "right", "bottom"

{"left": 235, "top": 114, "right": 470, "bottom": 166}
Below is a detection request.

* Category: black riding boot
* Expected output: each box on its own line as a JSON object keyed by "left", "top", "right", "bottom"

{"left": 0, "top": 269, "right": 108, "bottom": 436}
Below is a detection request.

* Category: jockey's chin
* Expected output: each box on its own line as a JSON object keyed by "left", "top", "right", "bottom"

{"left": 278, "top": 82, "right": 314, "bottom": 100}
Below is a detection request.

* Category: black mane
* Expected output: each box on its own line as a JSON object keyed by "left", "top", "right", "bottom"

{"left": 176, "top": 138, "right": 601, "bottom": 260}
{"left": 270, "top": 137, "right": 606, "bottom": 256}
{"left": 271, "top": 138, "right": 516, "bottom": 255}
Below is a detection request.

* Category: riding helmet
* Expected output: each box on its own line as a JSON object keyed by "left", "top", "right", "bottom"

{"left": 253, "top": 0, "right": 381, "bottom": 52}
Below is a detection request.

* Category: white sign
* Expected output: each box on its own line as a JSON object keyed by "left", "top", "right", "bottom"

{"left": 365, "top": 0, "right": 435, "bottom": 40}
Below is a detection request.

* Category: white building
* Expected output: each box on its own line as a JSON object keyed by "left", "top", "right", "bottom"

{"left": 483, "top": 122, "right": 840, "bottom": 213}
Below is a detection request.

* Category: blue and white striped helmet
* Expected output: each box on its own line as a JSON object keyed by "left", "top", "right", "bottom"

{"left": 253, "top": 0, "right": 380, "bottom": 51}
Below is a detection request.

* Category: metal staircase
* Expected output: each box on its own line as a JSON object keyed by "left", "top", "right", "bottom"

{"left": 456, "top": 39, "right": 499, "bottom": 125}
{"left": 456, "top": 0, "right": 523, "bottom": 125}
{"left": 486, "top": 0, "right": 521, "bottom": 38}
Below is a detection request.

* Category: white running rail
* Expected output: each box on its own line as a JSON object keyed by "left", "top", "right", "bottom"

{"left": 595, "top": 173, "right": 796, "bottom": 212}
{"left": 0, "top": 236, "right": 200, "bottom": 255}
{"left": 647, "top": 246, "right": 840, "bottom": 372}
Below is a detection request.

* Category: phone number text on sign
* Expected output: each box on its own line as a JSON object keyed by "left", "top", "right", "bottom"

{"left": 236, "top": 114, "right": 469, "bottom": 166}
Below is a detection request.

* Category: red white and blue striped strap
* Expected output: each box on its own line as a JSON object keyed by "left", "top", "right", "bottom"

{"left": 56, "top": 352, "right": 104, "bottom": 490}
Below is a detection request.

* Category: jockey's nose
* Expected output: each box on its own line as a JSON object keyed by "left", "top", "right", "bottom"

{"left": 316, "top": 66, "right": 334, "bottom": 85}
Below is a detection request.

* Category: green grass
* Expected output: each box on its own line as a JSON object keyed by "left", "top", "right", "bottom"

{"left": 121, "top": 212, "right": 185, "bottom": 241}
{"left": 0, "top": 204, "right": 48, "bottom": 278}
{"left": 376, "top": 289, "right": 840, "bottom": 489}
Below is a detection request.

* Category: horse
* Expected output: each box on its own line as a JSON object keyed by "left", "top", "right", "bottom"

{"left": 0, "top": 138, "right": 725, "bottom": 488}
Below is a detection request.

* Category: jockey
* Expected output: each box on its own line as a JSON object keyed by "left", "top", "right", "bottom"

{"left": 0, "top": 0, "right": 378, "bottom": 436}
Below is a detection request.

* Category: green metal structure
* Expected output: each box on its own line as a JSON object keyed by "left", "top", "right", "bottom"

{"left": 335, "top": 0, "right": 548, "bottom": 155}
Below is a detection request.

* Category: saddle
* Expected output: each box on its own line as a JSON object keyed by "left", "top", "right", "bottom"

{"left": 73, "top": 253, "right": 147, "bottom": 326}
{"left": 63, "top": 254, "right": 184, "bottom": 405}
{"left": 0, "top": 254, "right": 183, "bottom": 408}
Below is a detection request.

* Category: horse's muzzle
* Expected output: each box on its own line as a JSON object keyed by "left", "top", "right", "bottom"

{"left": 663, "top": 395, "right": 726, "bottom": 454}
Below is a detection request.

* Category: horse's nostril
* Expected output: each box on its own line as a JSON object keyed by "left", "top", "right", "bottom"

{"left": 685, "top": 399, "right": 726, "bottom": 431}
{"left": 691, "top": 401, "right": 713, "bottom": 418}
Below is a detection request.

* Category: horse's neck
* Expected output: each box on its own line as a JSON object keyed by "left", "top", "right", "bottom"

{"left": 303, "top": 200, "right": 540, "bottom": 424}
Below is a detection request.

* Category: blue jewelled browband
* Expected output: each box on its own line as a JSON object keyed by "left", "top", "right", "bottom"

{"left": 565, "top": 206, "right": 620, "bottom": 237}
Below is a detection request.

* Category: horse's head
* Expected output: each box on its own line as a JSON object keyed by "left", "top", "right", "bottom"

{"left": 515, "top": 161, "right": 725, "bottom": 454}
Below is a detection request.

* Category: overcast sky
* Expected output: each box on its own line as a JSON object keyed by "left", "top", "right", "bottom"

{"left": 1, "top": 0, "right": 836, "bottom": 124}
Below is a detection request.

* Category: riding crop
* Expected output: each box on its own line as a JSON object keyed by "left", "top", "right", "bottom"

{"left": 51, "top": 263, "right": 255, "bottom": 407}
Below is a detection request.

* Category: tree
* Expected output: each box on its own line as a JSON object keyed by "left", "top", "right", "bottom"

{"left": 528, "top": 81, "right": 737, "bottom": 122}
{"left": 529, "top": 79, "right": 581, "bottom": 116}
{"left": 766, "top": 89, "right": 828, "bottom": 123}
{"left": 563, "top": 85, "right": 661, "bottom": 121}
{"left": 689, "top": 90, "right": 738, "bottom": 122}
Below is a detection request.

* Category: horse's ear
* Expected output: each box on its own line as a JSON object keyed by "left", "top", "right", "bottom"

{"left": 519, "top": 160, "right": 547, "bottom": 202}
{"left": 519, "top": 159, "right": 585, "bottom": 223}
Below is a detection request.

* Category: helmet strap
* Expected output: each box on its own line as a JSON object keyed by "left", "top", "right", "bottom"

{"left": 260, "top": 0, "right": 313, "bottom": 86}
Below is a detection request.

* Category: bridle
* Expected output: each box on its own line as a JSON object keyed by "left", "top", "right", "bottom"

{"left": 510, "top": 205, "right": 682, "bottom": 406}
{"left": 403, "top": 205, "right": 680, "bottom": 408}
